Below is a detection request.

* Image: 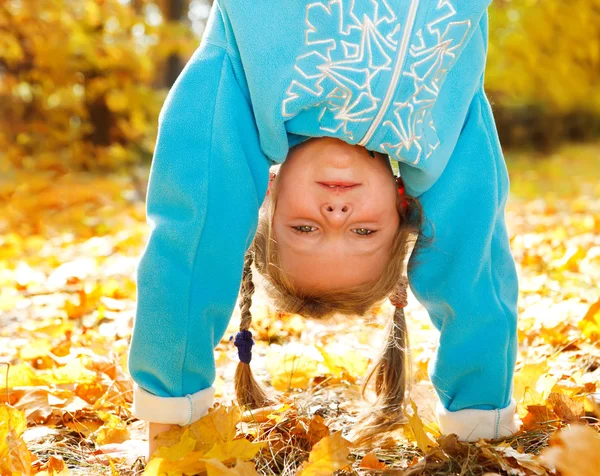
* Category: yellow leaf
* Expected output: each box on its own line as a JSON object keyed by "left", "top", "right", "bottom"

{"left": 0, "top": 404, "right": 32, "bottom": 476}
{"left": 205, "top": 458, "right": 259, "bottom": 476}
{"left": 203, "top": 438, "right": 266, "bottom": 463}
{"left": 316, "top": 343, "right": 369, "bottom": 379}
{"left": 266, "top": 349, "right": 319, "bottom": 391}
{"left": 405, "top": 400, "right": 437, "bottom": 453}
{"left": 155, "top": 405, "right": 241, "bottom": 455}
{"left": 95, "top": 411, "right": 130, "bottom": 446}
{"left": 44, "top": 358, "right": 97, "bottom": 385}
{"left": 153, "top": 427, "right": 197, "bottom": 461}
{"left": 578, "top": 299, "right": 600, "bottom": 340}
{"left": 298, "top": 431, "right": 351, "bottom": 476}
{"left": 142, "top": 453, "right": 207, "bottom": 476}
{"left": 540, "top": 424, "right": 600, "bottom": 476}
{"left": 513, "top": 361, "right": 549, "bottom": 409}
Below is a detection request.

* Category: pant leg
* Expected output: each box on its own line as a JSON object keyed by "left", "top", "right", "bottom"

{"left": 407, "top": 85, "right": 521, "bottom": 440}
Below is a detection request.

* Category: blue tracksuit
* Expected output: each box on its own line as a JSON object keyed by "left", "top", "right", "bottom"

{"left": 127, "top": 0, "right": 520, "bottom": 439}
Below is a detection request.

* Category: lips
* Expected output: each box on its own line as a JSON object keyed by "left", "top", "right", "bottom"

{"left": 317, "top": 181, "right": 361, "bottom": 191}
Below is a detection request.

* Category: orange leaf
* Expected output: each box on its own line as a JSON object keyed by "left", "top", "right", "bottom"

{"left": 360, "top": 450, "right": 387, "bottom": 470}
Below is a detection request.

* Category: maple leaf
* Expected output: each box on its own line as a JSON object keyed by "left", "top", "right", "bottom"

{"left": 298, "top": 431, "right": 351, "bottom": 476}
{"left": 154, "top": 405, "right": 242, "bottom": 454}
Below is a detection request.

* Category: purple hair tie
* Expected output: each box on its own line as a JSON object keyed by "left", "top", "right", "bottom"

{"left": 232, "top": 329, "right": 254, "bottom": 364}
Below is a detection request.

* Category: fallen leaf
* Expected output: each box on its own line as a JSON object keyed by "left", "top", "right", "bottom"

{"left": 406, "top": 400, "right": 437, "bottom": 453}
{"left": 521, "top": 405, "right": 560, "bottom": 431}
{"left": 203, "top": 438, "right": 266, "bottom": 463}
{"left": 0, "top": 404, "right": 32, "bottom": 476}
{"left": 205, "top": 458, "right": 259, "bottom": 476}
{"left": 266, "top": 350, "right": 320, "bottom": 391}
{"left": 154, "top": 405, "right": 241, "bottom": 454}
{"left": 298, "top": 431, "right": 351, "bottom": 476}
{"left": 359, "top": 450, "right": 387, "bottom": 470}
{"left": 95, "top": 411, "right": 129, "bottom": 445}
{"left": 547, "top": 392, "right": 585, "bottom": 421}
{"left": 539, "top": 424, "right": 600, "bottom": 476}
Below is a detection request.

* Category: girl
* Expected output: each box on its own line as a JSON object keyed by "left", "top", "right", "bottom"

{"left": 127, "top": 0, "right": 522, "bottom": 460}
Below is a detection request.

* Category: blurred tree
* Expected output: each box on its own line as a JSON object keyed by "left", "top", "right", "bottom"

{"left": 487, "top": 0, "right": 600, "bottom": 148}
{"left": 0, "top": 0, "right": 197, "bottom": 171}
{"left": 157, "top": 0, "right": 190, "bottom": 87}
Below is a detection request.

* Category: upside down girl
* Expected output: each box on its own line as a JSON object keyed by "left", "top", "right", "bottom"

{"left": 126, "top": 0, "right": 523, "bottom": 460}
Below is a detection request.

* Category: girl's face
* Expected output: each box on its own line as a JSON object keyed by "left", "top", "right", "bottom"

{"left": 272, "top": 137, "right": 400, "bottom": 293}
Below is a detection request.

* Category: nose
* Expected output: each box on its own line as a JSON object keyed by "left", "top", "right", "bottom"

{"left": 321, "top": 201, "right": 353, "bottom": 227}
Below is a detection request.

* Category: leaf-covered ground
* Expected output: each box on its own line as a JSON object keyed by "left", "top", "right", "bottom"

{"left": 1, "top": 144, "right": 599, "bottom": 475}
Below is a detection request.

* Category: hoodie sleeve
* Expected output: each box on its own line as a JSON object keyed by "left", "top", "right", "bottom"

{"left": 127, "top": 2, "right": 270, "bottom": 426}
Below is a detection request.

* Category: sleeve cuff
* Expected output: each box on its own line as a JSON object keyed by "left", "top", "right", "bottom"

{"left": 436, "top": 398, "right": 522, "bottom": 442}
{"left": 131, "top": 382, "right": 216, "bottom": 426}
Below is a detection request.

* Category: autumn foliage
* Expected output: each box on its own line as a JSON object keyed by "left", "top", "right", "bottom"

{"left": 0, "top": 0, "right": 197, "bottom": 171}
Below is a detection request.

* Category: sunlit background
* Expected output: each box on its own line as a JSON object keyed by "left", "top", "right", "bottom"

{"left": 1, "top": 0, "right": 598, "bottom": 173}
{"left": 1, "top": 1, "right": 599, "bottom": 473}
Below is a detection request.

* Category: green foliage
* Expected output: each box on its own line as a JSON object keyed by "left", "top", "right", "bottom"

{"left": 0, "top": 0, "right": 197, "bottom": 171}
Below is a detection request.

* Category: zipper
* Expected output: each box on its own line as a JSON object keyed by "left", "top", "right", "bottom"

{"left": 358, "top": 0, "right": 420, "bottom": 146}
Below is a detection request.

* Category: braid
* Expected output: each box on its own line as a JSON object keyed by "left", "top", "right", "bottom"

{"left": 239, "top": 251, "right": 254, "bottom": 331}
{"left": 233, "top": 248, "right": 275, "bottom": 409}
{"left": 350, "top": 277, "right": 412, "bottom": 446}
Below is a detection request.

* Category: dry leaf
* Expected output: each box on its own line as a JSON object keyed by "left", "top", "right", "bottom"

{"left": 154, "top": 427, "right": 197, "bottom": 461}
{"left": 406, "top": 400, "right": 437, "bottom": 453}
{"left": 95, "top": 411, "right": 129, "bottom": 445}
{"left": 0, "top": 404, "right": 32, "bottom": 476}
{"left": 142, "top": 453, "right": 207, "bottom": 476}
{"left": 547, "top": 392, "right": 585, "bottom": 421}
{"left": 203, "top": 438, "right": 266, "bottom": 463}
{"left": 266, "top": 350, "right": 320, "bottom": 391}
{"left": 205, "top": 458, "right": 259, "bottom": 476}
{"left": 298, "top": 431, "right": 351, "bottom": 476}
{"left": 539, "top": 424, "right": 600, "bottom": 476}
{"left": 359, "top": 450, "right": 387, "bottom": 470}
{"left": 495, "top": 444, "right": 548, "bottom": 475}
{"left": 154, "top": 405, "right": 241, "bottom": 454}
{"left": 521, "top": 405, "right": 560, "bottom": 431}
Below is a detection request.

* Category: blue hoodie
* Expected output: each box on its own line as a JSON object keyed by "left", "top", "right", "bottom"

{"left": 128, "top": 0, "right": 520, "bottom": 440}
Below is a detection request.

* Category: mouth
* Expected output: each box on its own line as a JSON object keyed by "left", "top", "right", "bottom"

{"left": 317, "top": 181, "right": 362, "bottom": 191}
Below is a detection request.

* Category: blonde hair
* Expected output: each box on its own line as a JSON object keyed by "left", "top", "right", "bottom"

{"left": 233, "top": 168, "right": 427, "bottom": 445}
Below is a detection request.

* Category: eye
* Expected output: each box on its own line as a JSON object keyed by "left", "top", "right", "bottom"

{"left": 293, "top": 225, "right": 318, "bottom": 234}
{"left": 352, "top": 228, "right": 375, "bottom": 236}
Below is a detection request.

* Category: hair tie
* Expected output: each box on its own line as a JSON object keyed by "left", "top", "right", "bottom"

{"left": 232, "top": 330, "right": 254, "bottom": 364}
{"left": 396, "top": 176, "right": 409, "bottom": 210}
{"left": 389, "top": 276, "right": 408, "bottom": 308}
